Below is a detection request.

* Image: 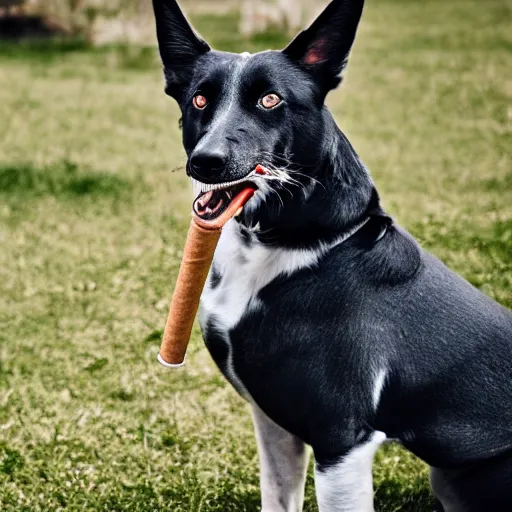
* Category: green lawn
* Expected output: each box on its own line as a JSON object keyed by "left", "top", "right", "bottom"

{"left": 1, "top": 0, "right": 511, "bottom": 510}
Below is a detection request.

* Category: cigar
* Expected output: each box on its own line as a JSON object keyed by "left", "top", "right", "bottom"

{"left": 158, "top": 179, "right": 261, "bottom": 368}
{"left": 157, "top": 220, "right": 221, "bottom": 367}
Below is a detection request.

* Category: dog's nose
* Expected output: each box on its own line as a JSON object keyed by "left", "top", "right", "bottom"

{"left": 189, "top": 149, "right": 227, "bottom": 181}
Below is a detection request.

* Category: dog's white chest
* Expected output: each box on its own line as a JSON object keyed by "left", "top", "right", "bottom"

{"left": 199, "top": 220, "right": 328, "bottom": 395}
{"left": 200, "top": 220, "right": 327, "bottom": 331}
{"left": 200, "top": 222, "right": 262, "bottom": 333}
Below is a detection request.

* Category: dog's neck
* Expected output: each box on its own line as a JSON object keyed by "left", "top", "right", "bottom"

{"left": 238, "top": 112, "right": 386, "bottom": 249}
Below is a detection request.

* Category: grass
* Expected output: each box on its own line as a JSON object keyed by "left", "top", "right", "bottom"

{"left": 0, "top": 0, "right": 511, "bottom": 510}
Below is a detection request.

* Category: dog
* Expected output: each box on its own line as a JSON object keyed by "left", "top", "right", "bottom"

{"left": 152, "top": 0, "right": 512, "bottom": 510}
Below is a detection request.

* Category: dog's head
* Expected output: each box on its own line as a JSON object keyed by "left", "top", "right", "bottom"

{"left": 153, "top": 0, "right": 365, "bottom": 232}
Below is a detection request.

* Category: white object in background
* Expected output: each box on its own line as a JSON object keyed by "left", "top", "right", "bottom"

{"left": 240, "top": 0, "right": 323, "bottom": 37}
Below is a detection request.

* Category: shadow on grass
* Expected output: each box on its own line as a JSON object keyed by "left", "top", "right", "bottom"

{"left": 0, "top": 39, "right": 159, "bottom": 71}
{"left": 95, "top": 475, "right": 261, "bottom": 512}
{"left": 0, "top": 160, "right": 132, "bottom": 201}
{"left": 0, "top": 39, "right": 89, "bottom": 61}
{"left": 0, "top": 444, "right": 25, "bottom": 478}
{"left": 482, "top": 172, "right": 512, "bottom": 193}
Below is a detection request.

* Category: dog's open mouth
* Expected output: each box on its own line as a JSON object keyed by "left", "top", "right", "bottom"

{"left": 192, "top": 166, "right": 268, "bottom": 225}
{"left": 193, "top": 184, "right": 254, "bottom": 221}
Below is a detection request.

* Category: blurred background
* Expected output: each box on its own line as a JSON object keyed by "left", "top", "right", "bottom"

{"left": 0, "top": 0, "right": 318, "bottom": 44}
{"left": 1, "top": 0, "right": 510, "bottom": 510}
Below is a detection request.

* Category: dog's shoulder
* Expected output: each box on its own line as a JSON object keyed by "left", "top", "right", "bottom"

{"left": 200, "top": 218, "right": 330, "bottom": 332}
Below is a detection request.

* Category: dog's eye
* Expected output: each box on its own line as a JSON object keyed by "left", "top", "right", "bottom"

{"left": 193, "top": 94, "right": 208, "bottom": 110}
{"left": 260, "top": 93, "right": 282, "bottom": 110}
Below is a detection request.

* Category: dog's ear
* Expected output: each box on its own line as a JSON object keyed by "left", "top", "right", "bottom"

{"left": 283, "top": 0, "right": 364, "bottom": 93}
{"left": 153, "top": 0, "right": 210, "bottom": 101}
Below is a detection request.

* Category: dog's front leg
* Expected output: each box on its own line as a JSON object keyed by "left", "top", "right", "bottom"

{"left": 314, "top": 432, "right": 385, "bottom": 512}
{"left": 252, "top": 405, "right": 309, "bottom": 512}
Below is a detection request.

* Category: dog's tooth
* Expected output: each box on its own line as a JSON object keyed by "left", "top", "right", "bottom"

{"left": 190, "top": 175, "right": 256, "bottom": 195}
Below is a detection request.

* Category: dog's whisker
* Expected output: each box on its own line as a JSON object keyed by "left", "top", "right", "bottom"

{"left": 259, "top": 150, "right": 317, "bottom": 170}
{"left": 286, "top": 170, "right": 325, "bottom": 190}
{"left": 266, "top": 170, "right": 310, "bottom": 191}
{"left": 280, "top": 183, "right": 296, "bottom": 200}
{"left": 253, "top": 155, "right": 325, "bottom": 208}
{"left": 257, "top": 156, "right": 324, "bottom": 191}
{"left": 270, "top": 187, "right": 285, "bottom": 210}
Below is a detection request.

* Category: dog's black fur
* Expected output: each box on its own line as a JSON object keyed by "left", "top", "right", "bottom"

{"left": 153, "top": 0, "right": 512, "bottom": 510}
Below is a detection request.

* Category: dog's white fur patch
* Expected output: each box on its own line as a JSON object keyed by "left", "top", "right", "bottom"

{"left": 372, "top": 368, "right": 387, "bottom": 410}
{"left": 202, "top": 220, "right": 324, "bottom": 328}
{"left": 200, "top": 219, "right": 321, "bottom": 394}
{"left": 315, "top": 431, "right": 386, "bottom": 512}
{"left": 201, "top": 217, "right": 369, "bottom": 331}
{"left": 200, "top": 217, "right": 369, "bottom": 397}
{"left": 252, "top": 405, "right": 309, "bottom": 512}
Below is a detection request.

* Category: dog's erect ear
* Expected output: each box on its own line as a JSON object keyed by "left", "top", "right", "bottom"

{"left": 283, "top": 0, "right": 364, "bottom": 92}
{"left": 152, "top": 0, "right": 210, "bottom": 100}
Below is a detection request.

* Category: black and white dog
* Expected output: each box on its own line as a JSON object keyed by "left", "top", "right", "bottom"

{"left": 152, "top": 0, "right": 512, "bottom": 510}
